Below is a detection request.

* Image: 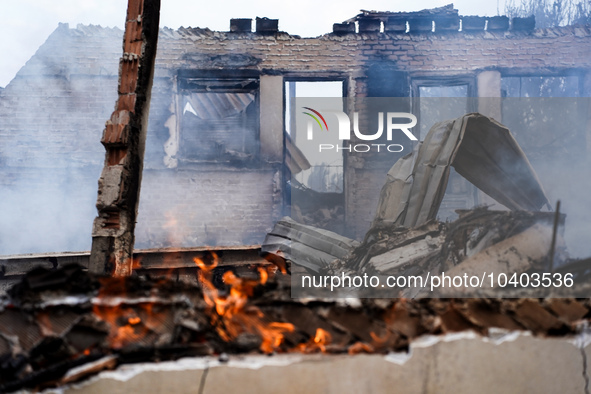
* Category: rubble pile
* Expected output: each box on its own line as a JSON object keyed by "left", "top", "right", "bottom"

{"left": 0, "top": 263, "right": 590, "bottom": 392}
{"left": 263, "top": 113, "right": 589, "bottom": 297}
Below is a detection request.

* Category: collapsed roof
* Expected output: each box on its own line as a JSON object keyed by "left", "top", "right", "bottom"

{"left": 373, "top": 113, "right": 552, "bottom": 229}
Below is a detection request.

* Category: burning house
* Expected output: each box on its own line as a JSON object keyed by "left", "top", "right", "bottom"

{"left": 1, "top": 4, "right": 590, "bottom": 257}
{"left": 0, "top": 0, "right": 591, "bottom": 392}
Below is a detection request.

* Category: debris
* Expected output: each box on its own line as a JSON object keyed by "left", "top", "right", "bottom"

{"left": 373, "top": 113, "right": 551, "bottom": 229}
{"left": 262, "top": 217, "right": 359, "bottom": 273}
{"left": 437, "top": 222, "right": 557, "bottom": 294}
{"left": 60, "top": 355, "right": 118, "bottom": 385}
{"left": 266, "top": 113, "right": 574, "bottom": 298}
{"left": 0, "top": 265, "right": 590, "bottom": 391}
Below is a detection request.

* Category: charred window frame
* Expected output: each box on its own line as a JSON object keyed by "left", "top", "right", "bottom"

{"left": 411, "top": 76, "right": 476, "bottom": 141}
{"left": 177, "top": 70, "right": 260, "bottom": 165}
{"left": 283, "top": 77, "right": 347, "bottom": 192}
{"left": 499, "top": 71, "right": 585, "bottom": 163}
{"left": 500, "top": 73, "right": 582, "bottom": 97}
{"left": 282, "top": 76, "right": 348, "bottom": 233}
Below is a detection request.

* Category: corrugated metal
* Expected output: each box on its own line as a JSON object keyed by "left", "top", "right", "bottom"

{"left": 183, "top": 93, "right": 255, "bottom": 120}
{"left": 373, "top": 113, "right": 552, "bottom": 229}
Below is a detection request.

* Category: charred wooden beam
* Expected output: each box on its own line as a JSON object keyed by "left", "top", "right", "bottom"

{"left": 89, "top": 0, "right": 161, "bottom": 276}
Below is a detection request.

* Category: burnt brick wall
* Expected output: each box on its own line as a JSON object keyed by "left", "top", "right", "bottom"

{"left": 135, "top": 167, "right": 281, "bottom": 248}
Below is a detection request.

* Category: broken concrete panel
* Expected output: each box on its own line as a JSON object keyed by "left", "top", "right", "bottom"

{"left": 66, "top": 361, "right": 206, "bottom": 394}
{"left": 262, "top": 217, "right": 359, "bottom": 272}
{"left": 441, "top": 223, "right": 555, "bottom": 293}
{"left": 259, "top": 75, "right": 283, "bottom": 162}
{"left": 368, "top": 234, "right": 444, "bottom": 274}
{"left": 65, "top": 334, "right": 586, "bottom": 394}
{"left": 203, "top": 353, "right": 430, "bottom": 394}
{"left": 422, "top": 333, "right": 585, "bottom": 393}
{"left": 452, "top": 116, "right": 550, "bottom": 212}
{"left": 372, "top": 149, "right": 416, "bottom": 226}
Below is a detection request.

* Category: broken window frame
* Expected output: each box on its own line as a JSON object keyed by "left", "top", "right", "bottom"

{"left": 283, "top": 74, "right": 349, "bottom": 134}
{"left": 410, "top": 75, "right": 476, "bottom": 141}
{"left": 281, "top": 75, "right": 348, "bottom": 229}
{"left": 175, "top": 69, "right": 261, "bottom": 166}
{"left": 499, "top": 69, "right": 584, "bottom": 98}
{"left": 282, "top": 76, "right": 348, "bottom": 189}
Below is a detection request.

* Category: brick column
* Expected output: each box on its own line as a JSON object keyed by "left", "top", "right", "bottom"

{"left": 89, "top": 0, "right": 161, "bottom": 276}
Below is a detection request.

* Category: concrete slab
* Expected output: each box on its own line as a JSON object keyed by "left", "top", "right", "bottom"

{"left": 64, "top": 333, "right": 586, "bottom": 394}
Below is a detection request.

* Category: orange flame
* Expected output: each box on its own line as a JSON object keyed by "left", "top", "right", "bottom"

{"left": 313, "top": 328, "right": 332, "bottom": 352}
{"left": 194, "top": 254, "right": 294, "bottom": 354}
{"left": 93, "top": 305, "right": 144, "bottom": 349}
{"left": 92, "top": 301, "right": 167, "bottom": 349}
{"left": 296, "top": 328, "right": 332, "bottom": 353}
{"left": 89, "top": 251, "right": 303, "bottom": 354}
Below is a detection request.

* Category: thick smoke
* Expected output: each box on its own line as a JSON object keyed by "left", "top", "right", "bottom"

{"left": 0, "top": 169, "right": 99, "bottom": 255}
{"left": 0, "top": 25, "right": 120, "bottom": 256}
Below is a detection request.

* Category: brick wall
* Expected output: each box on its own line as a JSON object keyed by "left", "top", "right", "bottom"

{"left": 135, "top": 167, "right": 281, "bottom": 248}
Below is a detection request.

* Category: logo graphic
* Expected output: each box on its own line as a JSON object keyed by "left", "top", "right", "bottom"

{"left": 303, "top": 108, "right": 418, "bottom": 141}
{"left": 302, "top": 107, "right": 329, "bottom": 131}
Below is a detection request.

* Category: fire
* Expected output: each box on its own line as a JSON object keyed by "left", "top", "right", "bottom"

{"left": 89, "top": 252, "right": 350, "bottom": 356}
{"left": 194, "top": 254, "right": 294, "bottom": 353}
{"left": 91, "top": 277, "right": 169, "bottom": 349}
{"left": 296, "top": 328, "right": 332, "bottom": 353}
{"left": 92, "top": 304, "right": 146, "bottom": 349}
{"left": 313, "top": 328, "right": 332, "bottom": 352}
